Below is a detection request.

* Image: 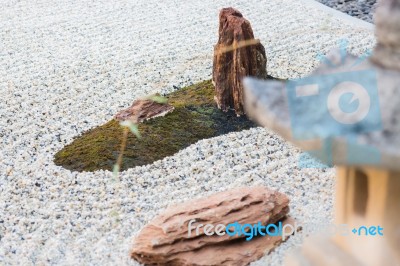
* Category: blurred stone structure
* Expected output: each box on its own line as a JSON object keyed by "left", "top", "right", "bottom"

{"left": 243, "top": 0, "right": 400, "bottom": 265}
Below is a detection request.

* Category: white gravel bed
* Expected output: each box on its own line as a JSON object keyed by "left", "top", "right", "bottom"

{"left": 0, "top": 0, "right": 375, "bottom": 265}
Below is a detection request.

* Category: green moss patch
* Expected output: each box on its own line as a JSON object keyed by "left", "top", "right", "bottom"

{"left": 54, "top": 80, "right": 258, "bottom": 172}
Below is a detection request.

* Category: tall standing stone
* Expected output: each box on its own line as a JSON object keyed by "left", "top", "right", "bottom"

{"left": 212, "top": 8, "right": 267, "bottom": 116}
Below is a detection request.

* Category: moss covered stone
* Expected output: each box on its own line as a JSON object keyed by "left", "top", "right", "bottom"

{"left": 54, "top": 80, "right": 258, "bottom": 172}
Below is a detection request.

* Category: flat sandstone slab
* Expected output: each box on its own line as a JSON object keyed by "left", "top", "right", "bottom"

{"left": 131, "top": 186, "right": 294, "bottom": 266}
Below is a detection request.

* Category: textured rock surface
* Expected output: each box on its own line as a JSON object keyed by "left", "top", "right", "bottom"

{"left": 212, "top": 8, "right": 267, "bottom": 116}
{"left": 372, "top": 0, "right": 400, "bottom": 71}
{"left": 131, "top": 187, "right": 291, "bottom": 265}
{"left": 114, "top": 98, "right": 174, "bottom": 123}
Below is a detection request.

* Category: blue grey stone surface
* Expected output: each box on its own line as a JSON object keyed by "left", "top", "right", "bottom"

{"left": 317, "top": 0, "right": 377, "bottom": 23}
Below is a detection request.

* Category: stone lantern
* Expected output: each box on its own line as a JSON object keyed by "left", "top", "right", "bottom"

{"left": 243, "top": 0, "right": 400, "bottom": 265}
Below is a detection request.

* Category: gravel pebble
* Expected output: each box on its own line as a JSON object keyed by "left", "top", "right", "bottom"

{"left": 0, "top": 0, "right": 375, "bottom": 265}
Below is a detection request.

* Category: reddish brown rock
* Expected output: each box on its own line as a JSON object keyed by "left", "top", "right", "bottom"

{"left": 131, "top": 187, "right": 294, "bottom": 266}
{"left": 114, "top": 97, "right": 174, "bottom": 123}
{"left": 212, "top": 8, "right": 268, "bottom": 116}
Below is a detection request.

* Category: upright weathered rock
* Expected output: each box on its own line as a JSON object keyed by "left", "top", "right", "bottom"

{"left": 131, "top": 187, "right": 294, "bottom": 266}
{"left": 372, "top": 0, "right": 400, "bottom": 70}
{"left": 213, "top": 8, "right": 267, "bottom": 116}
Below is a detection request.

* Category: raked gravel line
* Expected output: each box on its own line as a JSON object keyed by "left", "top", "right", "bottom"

{"left": 0, "top": 0, "right": 375, "bottom": 265}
